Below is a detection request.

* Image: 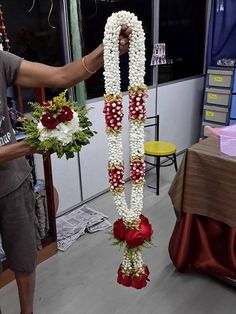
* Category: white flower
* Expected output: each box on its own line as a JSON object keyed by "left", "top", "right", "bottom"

{"left": 37, "top": 110, "right": 81, "bottom": 145}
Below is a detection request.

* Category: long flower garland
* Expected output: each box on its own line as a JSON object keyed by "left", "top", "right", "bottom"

{"left": 103, "top": 11, "right": 153, "bottom": 289}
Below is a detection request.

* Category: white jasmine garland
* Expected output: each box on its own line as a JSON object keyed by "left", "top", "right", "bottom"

{"left": 104, "top": 11, "right": 146, "bottom": 222}
{"left": 103, "top": 11, "right": 151, "bottom": 286}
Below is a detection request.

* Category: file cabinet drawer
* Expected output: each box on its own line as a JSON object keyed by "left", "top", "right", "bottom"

{"left": 204, "top": 105, "right": 228, "bottom": 123}
{"left": 207, "top": 68, "right": 233, "bottom": 88}
{"left": 205, "top": 88, "right": 231, "bottom": 106}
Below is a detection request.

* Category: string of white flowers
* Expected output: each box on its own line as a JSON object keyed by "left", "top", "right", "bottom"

{"left": 103, "top": 11, "right": 147, "bottom": 276}
{"left": 104, "top": 11, "right": 146, "bottom": 222}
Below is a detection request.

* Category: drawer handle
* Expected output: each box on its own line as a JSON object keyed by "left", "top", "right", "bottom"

{"left": 208, "top": 93, "right": 218, "bottom": 100}
{"left": 214, "top": 76, "right": 223, "bottom": 83}
{"left": 206, "top": 111, "right": 215, "bottom": 117}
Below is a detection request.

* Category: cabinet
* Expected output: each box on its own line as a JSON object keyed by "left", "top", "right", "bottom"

{"left": 0, "top": 88, "right": 57, "bottom": 288}
{"left": 202, "top": 67, "right": 236, "bottom": 137}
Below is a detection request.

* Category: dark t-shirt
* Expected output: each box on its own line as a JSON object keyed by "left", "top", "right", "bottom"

{"left": 0, "top": 51, "right": 31, "bottom": 198}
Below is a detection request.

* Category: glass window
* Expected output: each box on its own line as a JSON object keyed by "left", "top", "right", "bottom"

{"left": 80, "top": 0, "right": 154, "bottom": 99}
{"left": 158, "top": 0, "right": 206, "bottom": 84}
{"left": 1, "top": 0, "right": 66, "bottom": 113}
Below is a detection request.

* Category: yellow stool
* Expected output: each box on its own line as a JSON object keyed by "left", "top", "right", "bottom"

{"left": 144, "top": 116, "right": 177, "bottom": 195}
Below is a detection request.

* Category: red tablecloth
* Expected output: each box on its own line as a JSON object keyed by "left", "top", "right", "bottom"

{"left": 169, "top": 213, "right": 236, "bottom": 279}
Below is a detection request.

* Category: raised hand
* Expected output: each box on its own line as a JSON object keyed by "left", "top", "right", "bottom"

{"left": 119, "top": 25, "right": 132, "bottom": 55}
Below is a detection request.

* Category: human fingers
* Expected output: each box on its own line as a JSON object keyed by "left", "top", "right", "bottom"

{"left": 119, "top": 37, "right": 129, "bottom": 46}
{"left": 121, "top": 24, "right": 132, "bottom": 37}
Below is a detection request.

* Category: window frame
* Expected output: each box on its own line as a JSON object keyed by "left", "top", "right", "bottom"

{"left": 81, "top": 0, "right": 210, "bottom": 102}
{"left": 154, "top": 0, "right": 209, "bottom": 87}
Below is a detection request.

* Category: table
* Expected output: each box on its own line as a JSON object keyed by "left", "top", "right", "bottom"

{"left": 168, "top": 137, "right": 236, "bottom": 283}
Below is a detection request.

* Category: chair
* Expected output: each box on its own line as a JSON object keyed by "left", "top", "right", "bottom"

{"left": 144, "top": 115, "right": 178, "bottom": 195}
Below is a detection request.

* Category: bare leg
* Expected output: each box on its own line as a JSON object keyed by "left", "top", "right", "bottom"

{"left": 15, "top": 270, "right": 35, "bottom": 314}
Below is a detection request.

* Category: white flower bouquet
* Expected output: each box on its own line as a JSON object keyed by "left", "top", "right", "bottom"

{"left": 22, "top": 90, "right": 96, "bottom": 159}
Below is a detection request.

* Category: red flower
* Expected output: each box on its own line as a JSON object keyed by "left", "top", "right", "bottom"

{"left": 130, "top": 273, "right": 149, "bottom": 289}
{"left": 139, "top": 220, "right": 153, "bottom": 241}
{"left": 140, "top": 214, "right": 149, "bottom": 223}
{"left": 113, "top": 219, "right": 126, "bottom": 241}
{"left": 125, "top": 229, "right": 145, "bottom": 248}
{"left": 143, "top": 265, "right": 150, "bottom": 277}
{"left": 117, "top": 266, "right": 131, "bottom": 287}
{"left": 58, "top": 105, "right": 73, "bottom": 122}
{"left": 41, "top": 112, "right": 58, "bottom": 129}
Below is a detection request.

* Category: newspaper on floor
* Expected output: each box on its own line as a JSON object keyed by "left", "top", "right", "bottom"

{"left": 57, "top": 227, "right": 85, "bottom": 252}
{"left": 87, "top": 219, "right": 112, "bottom": 233}
{"left": 57, "top": 205, "right": 112, "bottom": 251}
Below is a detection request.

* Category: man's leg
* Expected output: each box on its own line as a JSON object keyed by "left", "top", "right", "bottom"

{"left": 0, "top": 178, "right": 37, "bottom": 314}
{"left": 15, "top": 270, "right": 35, "bottom": 314}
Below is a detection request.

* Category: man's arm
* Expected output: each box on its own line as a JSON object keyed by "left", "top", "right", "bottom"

{"left": 2, "top": 27, "right": 130, "bottom": 163}
{"left": 15, "top": 26, "right": 131, "bottom": 89}
{"left": 0, "top": 141, "right": 36, "bottom": 163}
{"left": 16, "top": 44, "right": 104, "bottom": 88}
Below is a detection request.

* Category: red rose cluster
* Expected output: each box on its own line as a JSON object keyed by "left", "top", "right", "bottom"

{"left": 109, "top": 165, "right": 125, "bottom": 191}
{"left": 130, "top": 159, "right": 145, "bottom": 184}
{"left": 113, "top": 214, "right": 153, "bottom": 248}
{"left": 129, "top": 92, "right": 146, "bottom": 122}
{"left": 103, "top": 100, "right": 124, "bottom": 131}
{"left": 117, "top": 263, "right": 150, "bottom": 289}
{"left": 41, "top": 105, "right": 73, "bottom": 129}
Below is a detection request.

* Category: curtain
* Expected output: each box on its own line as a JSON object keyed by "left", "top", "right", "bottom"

{"left": 69, "top": 0, "right": 86, "bottom": 105}
{"left": 207, "top": 0, "right": 236, "bottom": 66}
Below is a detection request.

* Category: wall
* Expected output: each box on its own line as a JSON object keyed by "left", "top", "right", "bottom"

{"left": 34, "top": 154, "right": 82, "bottom": 214}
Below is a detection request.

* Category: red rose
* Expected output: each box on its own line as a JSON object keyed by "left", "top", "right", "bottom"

{"left": 143, "top": 265, "right": 150, "bottom": 277}
{"left": 113, "top": 219, "right": 126, "bottom": 241}
{"left": 58, "top": 105, "right": 73, "bottom": 123}
{"left": 125, "top": 229, "right": 145, "bottom": 248}
{"left": 117, "top": 267, "right": 131, "bottom": 287}
{"left": 139, "top": 220, "right": 153, "bottom": 241}
{"left": 140, "top": 214, "right": 149, "bottom": 223}
{"left": 41, "top": 112, "right": 58, "bottom": 129}
{"left": 130, "top": 273, "right": 148, "bottom": 289}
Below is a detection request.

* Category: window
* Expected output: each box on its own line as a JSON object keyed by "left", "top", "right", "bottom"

{"left": 1, "top": 0, "right": 67, "bottom": 112}
{"left": 158, "top": 0, "right": 206, "bottom": 84}
{"left": 80, "top": 0, "right": 153, "bottom": 99}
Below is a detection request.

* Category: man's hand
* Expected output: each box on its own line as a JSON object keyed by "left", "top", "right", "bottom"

{"left": 119, "top": 25, "right": 132, "bottom": 55}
